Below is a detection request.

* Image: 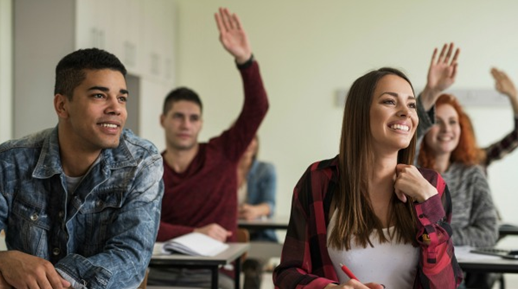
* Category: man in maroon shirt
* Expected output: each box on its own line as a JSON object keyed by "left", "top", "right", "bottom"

{"left": 148, "top": 7, "right": 269, "bottom": 288}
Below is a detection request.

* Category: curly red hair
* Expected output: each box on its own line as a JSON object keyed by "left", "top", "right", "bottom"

{"left": 418, "top": 94, "right": 480, "bottom": 170}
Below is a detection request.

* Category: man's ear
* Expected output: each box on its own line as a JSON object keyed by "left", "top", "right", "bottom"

{"left": 160, "top": 114, "right": 165, "bottom": 128}
{"left": 54, "top": 94, "right": 69, "bottom": 119}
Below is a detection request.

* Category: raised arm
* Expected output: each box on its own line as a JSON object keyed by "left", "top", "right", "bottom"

{"left": 215, "top": 7, "right": 252, "bottom": 64}
{"left": 420, "top": 43, "right": 460, "bottom": 111}
{"left": 482, "top": 68, "right": 518, "bottom": 166}
{"left": 211, "top": 8, "right": 269, "bottom": 162}
{"left": 492, "top": 67, "right": 518, "bottom": 114}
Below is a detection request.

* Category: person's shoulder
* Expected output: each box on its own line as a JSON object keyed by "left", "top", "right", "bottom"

{"left": 120, "top": 129, "right": 160, "bottom": 157}
{"left": 0, "top": 128, "right": 52, "bottom": 154}
{"left": 449, "top": 162, "right": 486, "bottom": 179}
{"left": 308, "top": 156, "right": 339, "bottom": 173}
{"left": 301, "top": 156, "right": 339, "bottom": 182}
{"left": 255, "top": 160, "right": 275, "bottom": 171}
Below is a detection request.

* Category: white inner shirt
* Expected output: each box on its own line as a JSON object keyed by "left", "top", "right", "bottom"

{"left": 327, "top": 210, "right": 419, "bottom": 288}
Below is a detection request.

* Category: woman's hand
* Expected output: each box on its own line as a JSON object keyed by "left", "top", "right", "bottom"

{"left": 394, "top": 164, "right": 437, "bottom": 203}
{"left": 491, "top": 67, "right": 518, "bottom": 114}
{"left": 420, "top": 43, "right": 460, "bottom": 111}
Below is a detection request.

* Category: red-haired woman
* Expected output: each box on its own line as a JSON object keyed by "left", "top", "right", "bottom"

{"left": 418, "top": 94, "right": 499, "bottom": 248}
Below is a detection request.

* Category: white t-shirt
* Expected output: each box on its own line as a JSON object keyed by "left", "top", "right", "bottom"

{"left": 327, "top": 210, "right": 419, "bottom": 288}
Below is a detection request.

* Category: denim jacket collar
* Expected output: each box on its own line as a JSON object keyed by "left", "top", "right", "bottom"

{"left": 32, "top": 127, "right": 138, "bottom": 180}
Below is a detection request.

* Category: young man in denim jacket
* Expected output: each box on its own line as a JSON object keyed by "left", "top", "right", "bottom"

{"left": 0, "top": 48, "right": 164, "bottom": 288}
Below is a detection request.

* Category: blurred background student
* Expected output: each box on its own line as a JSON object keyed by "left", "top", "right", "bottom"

{"left": 416, "top": 51, "right": 518, "bottom": 288}
{"left": 237, "top": 135, "right": 277, "bottom": 289}
{"left": 237, "top": 135, "right": 278, "bottom": 242}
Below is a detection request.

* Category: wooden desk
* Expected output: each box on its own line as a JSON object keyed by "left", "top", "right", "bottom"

{"left": 238, "top": 215, "right": 289, "bottom": 230}
{"left": 149, "top": 243, "right": 249, "bottom": 289}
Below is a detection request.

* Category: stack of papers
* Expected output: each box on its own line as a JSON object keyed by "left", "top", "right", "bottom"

{"left": 161, "top": 232, "right": 229, "bottom": 257}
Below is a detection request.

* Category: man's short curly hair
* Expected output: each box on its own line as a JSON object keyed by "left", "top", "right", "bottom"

{"left": 54, "top": 48, "right": 127, "bottom": 99}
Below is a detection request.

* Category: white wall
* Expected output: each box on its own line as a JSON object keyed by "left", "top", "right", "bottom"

{"left": 0, "top": 0, "right": 12, "bottom": 143}
{"left": 170, "top": 0, "right": 518, "bottom": 224}
{"left": 1, "top": 0, "right": 517, "bottom": 225}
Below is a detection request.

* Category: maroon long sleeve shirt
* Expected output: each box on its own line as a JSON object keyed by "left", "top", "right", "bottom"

{"left": 157, "top": 61, "right": 269, "bottom": 243}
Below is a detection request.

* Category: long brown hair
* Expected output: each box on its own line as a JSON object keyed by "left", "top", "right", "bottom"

{"left": 418, "top": 94, "right": 480, "bottom": 169}
{"left": 329, "top": 67, "right": 418, "bottom": 250}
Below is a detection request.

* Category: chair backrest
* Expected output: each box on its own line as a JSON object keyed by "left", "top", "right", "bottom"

{"left": 137, "top": 268, "right": 149, "bottom": 289}
{"left": 236, "top": 228, "right": 250, "bottom": 261}
{"left": 237, "top": 228, "right": 250, "bottom": 243}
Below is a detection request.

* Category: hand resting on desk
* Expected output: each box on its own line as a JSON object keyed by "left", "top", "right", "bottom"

{"left": 194, "top": 223, "right": 232, "bottom": 242}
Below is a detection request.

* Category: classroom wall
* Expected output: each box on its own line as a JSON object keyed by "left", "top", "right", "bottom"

{"left": 169, "top": 0, "right": 518, "bottom": 225}
{"left": 1, "top": 1, "right": 517, "bottom": 226}
{"left": 0, "top": 0, "right": 12, "bottom": 143}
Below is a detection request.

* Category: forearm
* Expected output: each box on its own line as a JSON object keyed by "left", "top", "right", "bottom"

{"left": 483, "top": 116, "right": 518, "bottom": 166}
{"left": 255, "top": 203, "right": 271, "bottom": 217}
{"left": 452, "top": 224, "right": 498, "bottom": 247}
{"left": 419, "top": 86, "right": 443, "bottom": 112}
{"left": 414, "top": 195, "right": 462, "bottom": 288}
{"left": 416, "top": 95, "right": 435, "bottom": 140}
{"left": 220, "top": 61, "right": 269, "bottom": 162}
{"left": 157, "top": 221, "right": 195, "bottom": 241}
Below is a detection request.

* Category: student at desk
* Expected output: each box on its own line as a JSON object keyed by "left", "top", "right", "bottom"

{"left": 274, "top": 67, "right": 462, "bottom": 288}
{"left": 0, "top": 48, "right": 163, "bottom": 288}
{"left": 148, "top": 7, "right": 269, "bottom": 289}
{"left": 237, "top": 135, "right": 278, "bottom": 242}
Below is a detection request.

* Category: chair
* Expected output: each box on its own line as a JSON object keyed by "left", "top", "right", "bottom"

{"left": 137, "top": 268, "right": 149, "bottom": 289}
{"left": 236, "top": 228, "right": 250, "bottom": 262}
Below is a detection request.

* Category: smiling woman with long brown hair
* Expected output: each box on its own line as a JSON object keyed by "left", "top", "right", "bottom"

{"left": 273, "top": 68, "right": 462, "bottom": 289}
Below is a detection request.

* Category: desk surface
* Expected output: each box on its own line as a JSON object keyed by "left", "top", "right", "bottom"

{"left": 149, "top": 243, "right": 249, "bottom": 267}
{"left": 238, "top": 215, "right": 289, "bottom": 230}
{"left": 456, "top": 237, "right": 518, "bottom": 274}
{"left": 499, "top": 223, "right": 518, "bottom": 237}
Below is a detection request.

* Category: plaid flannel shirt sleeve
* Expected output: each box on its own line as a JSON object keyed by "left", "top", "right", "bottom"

{"left": 484, "top": 116, "right": 518, "bottom": 167}
{"left": 273, "top": 161, "right": 338, "bottom": 288}
{"left": 413, "top": 169, "right": 463, "bottom": 289}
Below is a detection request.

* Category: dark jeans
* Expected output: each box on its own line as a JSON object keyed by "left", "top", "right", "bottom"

{"left": 242, "top": 258, "right": 264, "bottom": 289}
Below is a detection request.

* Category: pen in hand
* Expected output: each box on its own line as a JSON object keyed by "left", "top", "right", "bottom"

{"left": 340, "top": 263, "right": 359, "bottom": 281}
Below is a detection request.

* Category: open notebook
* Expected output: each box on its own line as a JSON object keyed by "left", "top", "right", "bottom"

{"left": 161, "top": 232, "right": 229, "bottom": 257}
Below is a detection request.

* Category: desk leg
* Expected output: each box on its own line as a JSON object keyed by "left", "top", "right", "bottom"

{"left": 235, "top": 257, "right": 241, "bottom": 289}
{"left": 211, "top": 266, "right": 219, "bottom": 289}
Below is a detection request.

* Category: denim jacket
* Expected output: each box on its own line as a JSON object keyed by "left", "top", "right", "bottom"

{"left": 0, "top": 127, "right": 164, "bottom": 288}
{"left": 246, "top": 160, "right": 278, "bottom": 242}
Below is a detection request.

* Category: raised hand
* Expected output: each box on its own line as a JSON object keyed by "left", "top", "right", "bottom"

{"left": 214, "top": 7, "right": 252, "bottom": 64}
{"left": 421, "top": 43, "right": 460, "bottom": 110}
{"left": 491, "top": 68, "right": 518, "bottom": 111}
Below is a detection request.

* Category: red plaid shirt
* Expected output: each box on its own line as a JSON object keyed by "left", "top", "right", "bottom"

{"left": 273, "top": 157, "right": 463, "bottom": 289}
